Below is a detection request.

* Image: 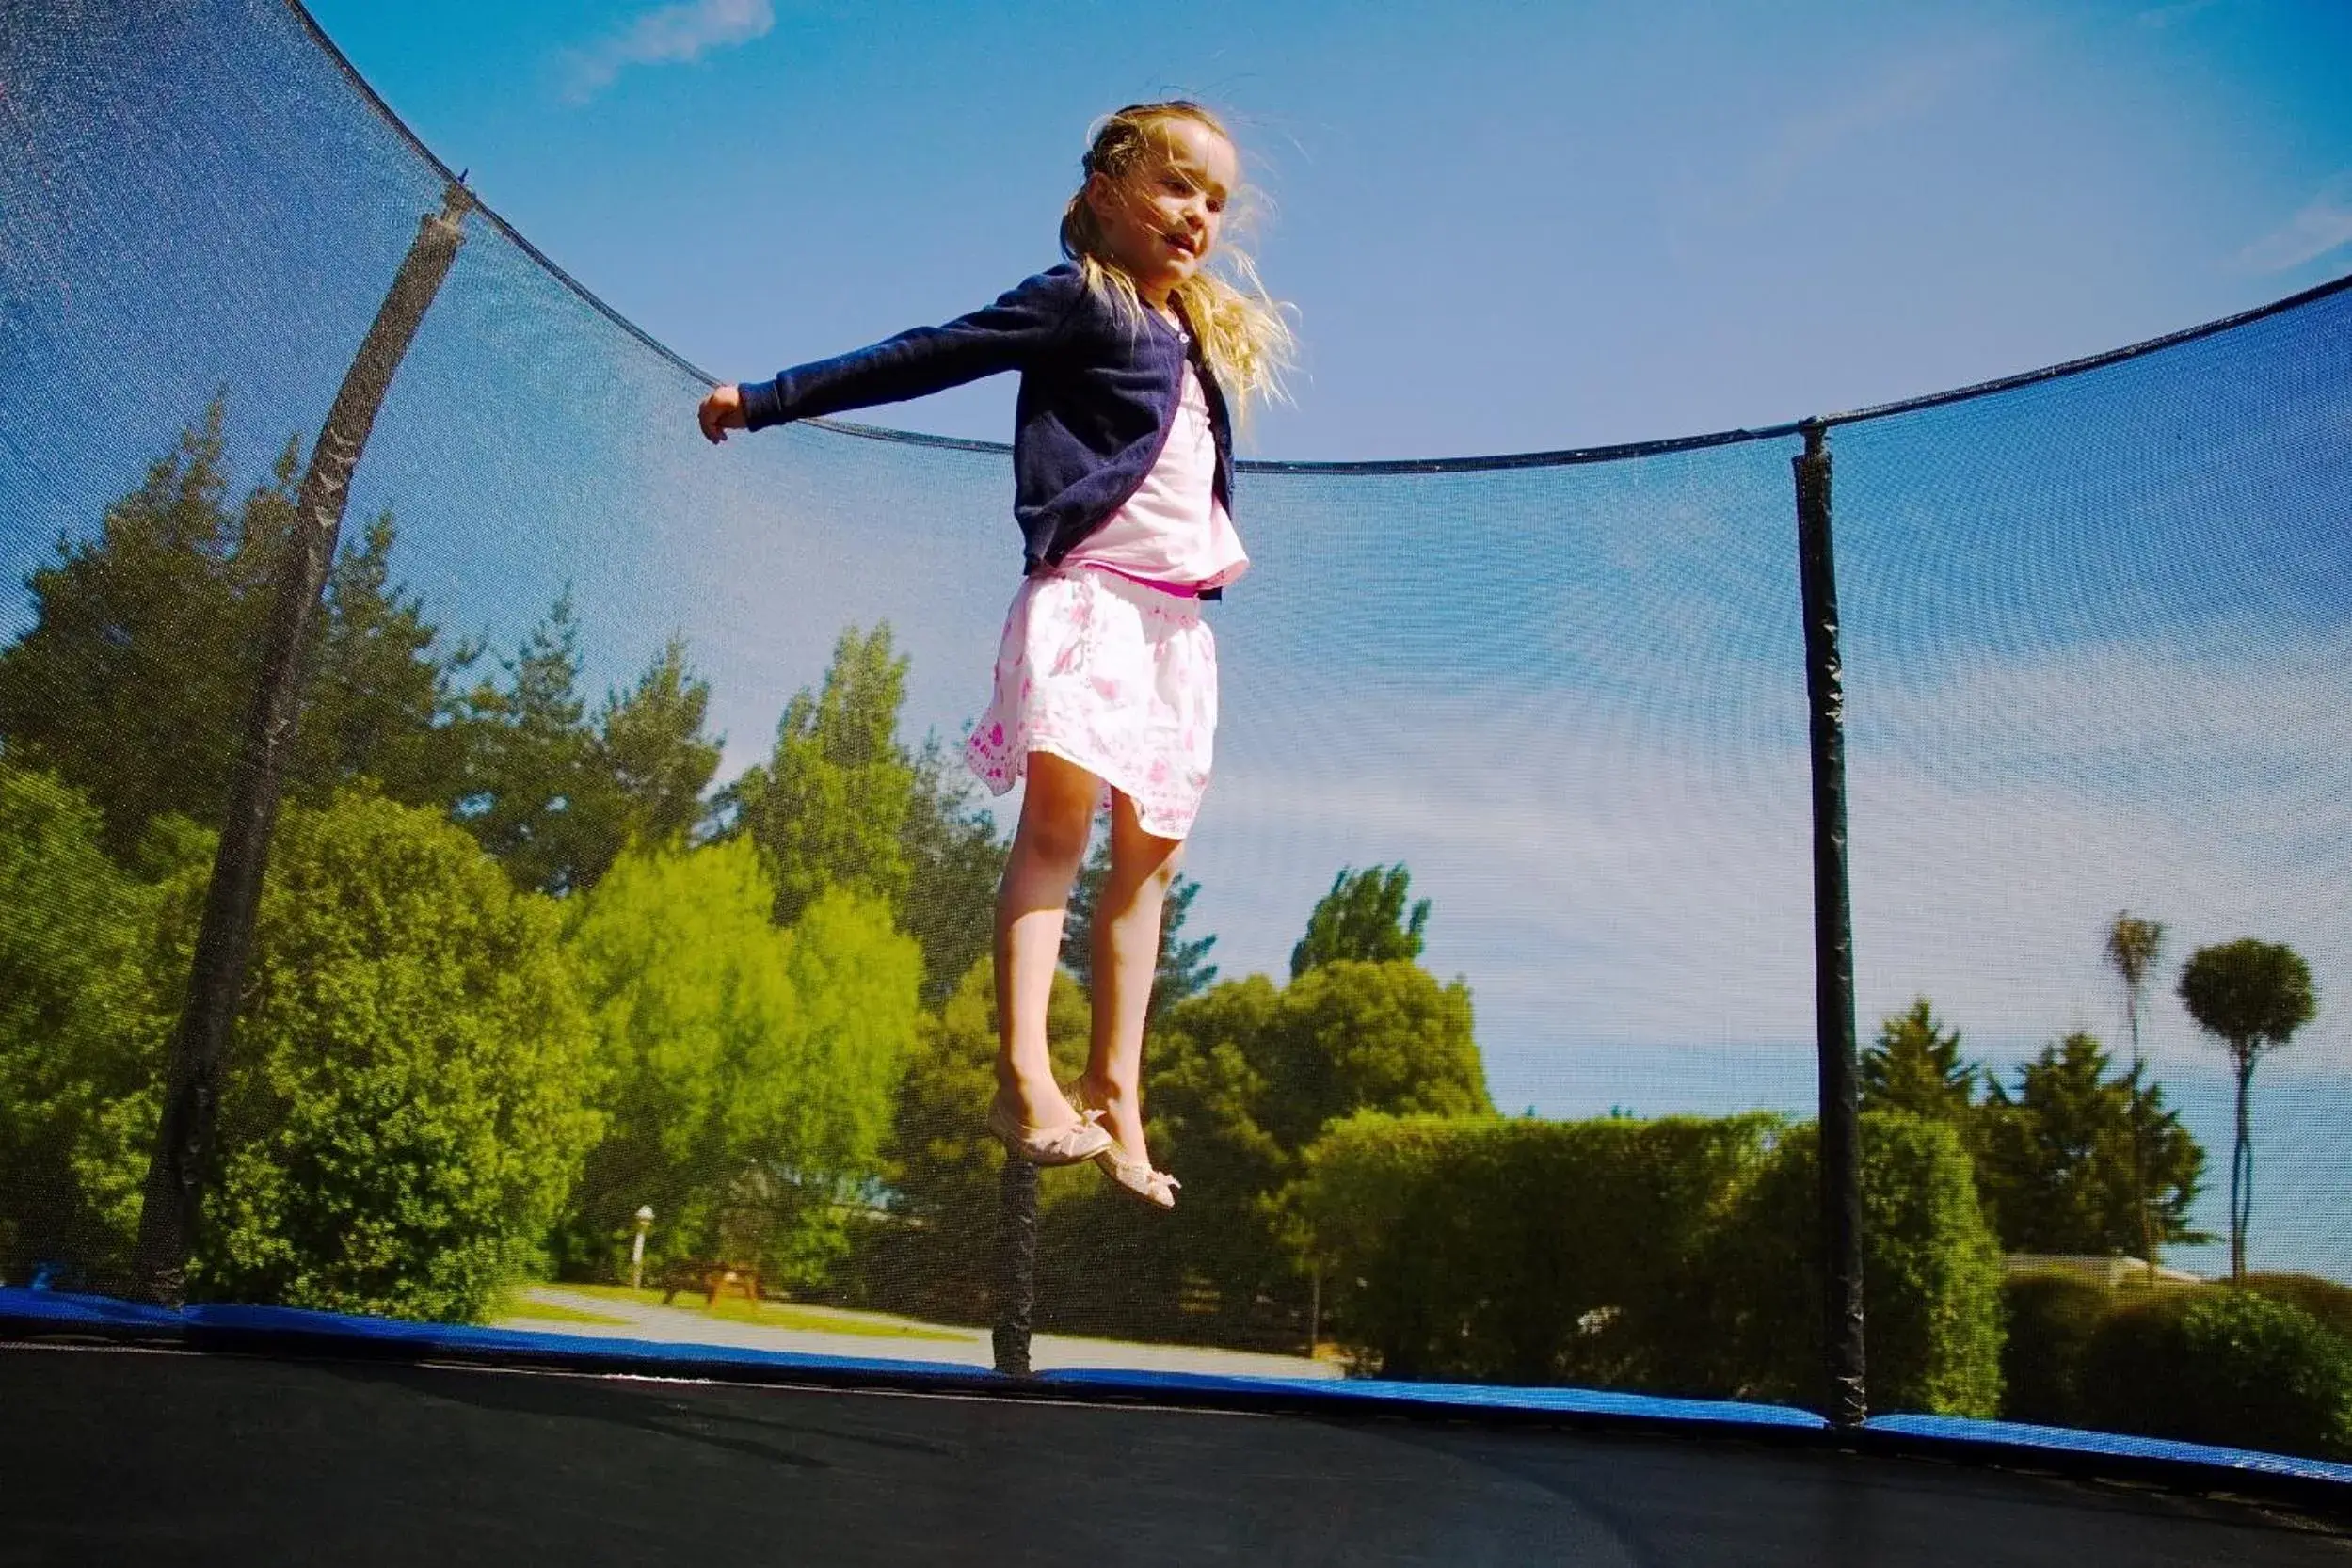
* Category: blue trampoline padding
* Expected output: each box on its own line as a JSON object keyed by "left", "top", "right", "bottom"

{"left": 1868, "top": 1412, "right": 2352, "bottom": 1487}
{"left": 180, "top": 1300, "right": 995, "bottom": 1384}
{"left": 0, "top": 1287, "right": 185, "bottom": 1331}
{"left": 0, "top": 1288, "right": 989, "bottom": 1384}
{"left": 1039, "top": 1365, "right": 1828, "bottom": 1428}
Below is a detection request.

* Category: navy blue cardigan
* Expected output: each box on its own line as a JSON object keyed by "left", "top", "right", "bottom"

{"left": 737, "top": 264, "right": 1236, "bottom": 588}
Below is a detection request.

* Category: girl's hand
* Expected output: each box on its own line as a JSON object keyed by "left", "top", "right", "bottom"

{"left": 697, "top": 385, "right": 747, "bottom": 444}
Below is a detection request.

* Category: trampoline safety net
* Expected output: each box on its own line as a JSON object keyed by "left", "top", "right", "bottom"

{"left": 4, "top": 0, "right": 2351, "bottom": 1469}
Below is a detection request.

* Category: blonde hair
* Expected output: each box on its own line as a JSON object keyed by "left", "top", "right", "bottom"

{"left": 1059, "top": 101, "right": 1294, "bottom": 422}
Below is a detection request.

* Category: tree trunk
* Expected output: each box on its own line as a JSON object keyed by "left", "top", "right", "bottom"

{"left": 2231, "top": 1049, "right": 2255, "bottom": 1282}
{"left": 2128, "top": 1006, "right": 2157, "bottom": 1282}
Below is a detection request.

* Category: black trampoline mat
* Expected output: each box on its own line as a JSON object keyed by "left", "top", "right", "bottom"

{"left": 1, "top": 1346, "right": 2344, "bottom": 1566}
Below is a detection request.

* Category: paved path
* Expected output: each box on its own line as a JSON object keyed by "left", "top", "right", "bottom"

{"left": 497, "top": 1286, "right": 1343, "bottom": 1381}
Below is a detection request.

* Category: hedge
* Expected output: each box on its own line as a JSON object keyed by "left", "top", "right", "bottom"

{"left": 1998, "top": 1270, "right": 2117, "bottom": 1426}
{"left": 1295, "top": 1108, "right": 2004, "bottom": 1416}
{"left": 2244, "top": 1272, "right": 2352, "bottom": 1349}
{"left": 1699, "top": 1112, "right": 2004, "bottom": 1416}
{"left": 1993, "top": 1272, "right": 2352, "bottom": 1460}
{"left": 2081, "top": 1288, "right": 2352, "bottom": 1459}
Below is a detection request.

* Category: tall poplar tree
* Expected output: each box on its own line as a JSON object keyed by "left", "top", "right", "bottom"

{"left": 725, "top": 624, "right": 914, "bottom": 928}
{"left": 1290, "top": 864, "right": 1431, "bottom": 979}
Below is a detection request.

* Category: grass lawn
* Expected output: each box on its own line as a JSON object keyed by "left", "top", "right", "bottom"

{"left": 557, "top": 1283, "right": 969, "bottom": 1342}
{"left": 496, "top": 1295, "right": 632, "bottom": 1327}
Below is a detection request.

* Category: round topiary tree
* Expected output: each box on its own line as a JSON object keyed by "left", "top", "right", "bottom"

{"left": 2177, "top": 939, "right": 2316, "bottom": 1281}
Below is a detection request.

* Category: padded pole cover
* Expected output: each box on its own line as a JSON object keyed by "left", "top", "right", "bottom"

{"left": 1795, "top": 421, "right": 1866, "bottom": 1427}
{"left": 993, "top": 1157, "right": 1041, "bottom": 1377}
{"left": 130, "top": 184, "right": 475, "bottom": 1306}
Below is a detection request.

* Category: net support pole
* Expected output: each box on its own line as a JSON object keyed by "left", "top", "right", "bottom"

{"left": 1794, "top": 420, "right": 1866, "bottom": 1428}
{"left": 130, "top": 182, "right": 474, "bottom": 1306}
{"left": 992, "top": 1157, "right": 1041, "bottom": 1376}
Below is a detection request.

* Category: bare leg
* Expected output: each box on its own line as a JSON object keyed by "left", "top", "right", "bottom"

{"left": 994, "top": 750, "right": 1100, "bottom": 1129}
{"left": 1080, "top": 790, "right": 1184, "bottom": 1160}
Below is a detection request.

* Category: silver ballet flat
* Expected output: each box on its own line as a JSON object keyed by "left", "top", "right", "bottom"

{"left": 1063, "top": 1080, "right": 1180, "bottom": 1210}
{"left": 986, "top": 1092, "right": 1113, "bottom": 1166}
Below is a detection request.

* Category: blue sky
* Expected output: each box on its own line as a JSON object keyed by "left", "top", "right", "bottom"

{"left": 300, "top": 0, "right": 2352, "bottom": 458}
{"left": 4, "top": 1, "right": 2349, "bottom": 1279}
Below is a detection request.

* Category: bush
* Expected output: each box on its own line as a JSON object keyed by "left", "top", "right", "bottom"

{"left": 190, "top": 789, "right": 600, "bottom": 1322}
{"left": 0, "top": 762, "right": 190, "bottom": 1286}
{"left": 1297, "top": 1112, "right": 1772, "bottom": 1384}
{"left": 1296, "top": 1109, "right": 2003, "bottom": 1415}
{"left": 2079, "top": 1288, "right": 2352, "bottom": 1460}
{"left": 2244, "top": 1273, "right": 2352, "bottom": 1349}
{"left": 1704, "top": 1112, "right": 2004, "bottom": 1416}
{"left": 1998, "top": 1270, "right": 2118, "bottom": 1426}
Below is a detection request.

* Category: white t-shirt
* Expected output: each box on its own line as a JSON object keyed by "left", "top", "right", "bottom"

{"left": 1063, "top": 353, "right": 1249, "bottom": 594}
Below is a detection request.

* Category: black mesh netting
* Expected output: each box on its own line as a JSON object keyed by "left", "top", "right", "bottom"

{"left": 4, "top": 0, "right": 2349, "bottom": 1458}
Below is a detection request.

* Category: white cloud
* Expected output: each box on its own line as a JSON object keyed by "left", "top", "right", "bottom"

{"left": 2237, "top": 174, "right": 2352, "bottom": 275}
{"left": 560, "top": 0, "right": 776, "bottom": 104}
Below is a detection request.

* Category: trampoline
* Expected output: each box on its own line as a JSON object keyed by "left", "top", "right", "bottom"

{"left": 5, "top": 2, "right": 2352, "bottom": 1560}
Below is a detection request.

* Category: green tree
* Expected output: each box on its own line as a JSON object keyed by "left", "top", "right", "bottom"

{"left": 1141, "top": 960, "right": 1492, "bottom": 1330}
{"left": 452, "top": 589, "right": 599, "bottom": 896}
{"left": 1060, "top": 826, "right": 1219, "bottom": 1019}
{"left": 0, "top": 404, "right": 475, "bottom": 855}
{"left": 459, "top": 616, "right": 725, "bottom": 898}
{"left": 190, "top": 789, "right": 600, "bottom": 1320}
{"left": 726, "top": 624, "right": 914, "bottom": 928}
{"left": 1253, "top": 959, "right": 1490, "bottom": 1150}
{"left": 0, "top": 762, "right": 191, "bottom": 1284}
{"left": 769, "top": 886, "right": 925, "bottom": 1280}
{"left": 2104, "top": 911, "right": 2168, "bottom": 1273}
{"left": 0, "top": 402, "right": 278, "bottom": 855}
{"left": 28, "top": 788, "right": 600, "bottom": 1320}
{"left": 562, "top": 840, "right": 919, "bottom": 1292}
{"left": 867, "top": 955, "right": 1096, "bottom": 1320}
{"left": 288, "top": 507, "right": 481, "bottom": 813}
{"left": 588, "top": 634, "right": 724, "bottom": 854}
{"left": 1154, "top": 875, "right": 1221, "bottom": 1014}
{"left": 1859, "top": 999, "right": 1977, "bottom": 1124}
{"left": 1708, "top": 1112, "right": 2006, "bottom": 1416}
{"left": 1973, "top": 1032, "right": 2205, "bottom": 1257}
{"left": 1290, "top": 864, "right": 1431, "bottom": 979}
{"left": 1146, "top": 976, "right": 1292, "bottom": 1324}
{"left": 2179, "top": 938, "right": 2318, "bottom": 1281}
{"left": 899, "top": 733, "right": 1008, "bottom": 1009}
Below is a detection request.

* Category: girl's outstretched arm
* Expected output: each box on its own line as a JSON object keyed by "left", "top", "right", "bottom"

{"left": 724, "top": 266, "right": 1083, "bottom": 435}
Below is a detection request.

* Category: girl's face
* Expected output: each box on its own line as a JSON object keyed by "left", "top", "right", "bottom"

{"left": 1085, "top": 117, "right": 1236, "bottom": 305}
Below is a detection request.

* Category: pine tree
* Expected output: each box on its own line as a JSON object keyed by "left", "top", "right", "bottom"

{"left": 1859, "top": 999, "right": 1977, "bottom": 1124}
{"left": 453, "top": 589, "right": 599, "bottom": 896}
{"left": 588, "top": 634, "right": 724, "bottom": 854}
{"left": 0, "top": 400, "right": 275, "bottom": 854}
{"left": 0, "top": 400, "right": 470, "bottom": 854}
{"left": 290, "top": 507, "right": 480, "bottom": 811}
{"left": 1974, "top": 1032, "right": 2206, "bottom": 1257}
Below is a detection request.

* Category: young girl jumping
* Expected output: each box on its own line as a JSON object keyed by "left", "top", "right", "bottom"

{"left": 697, "top": 102, "right": 1292, "bottom": 1209}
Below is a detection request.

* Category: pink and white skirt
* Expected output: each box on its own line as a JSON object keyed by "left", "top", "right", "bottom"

{"left": 965, "top": 567, "right": 1220, "bottom": 840}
